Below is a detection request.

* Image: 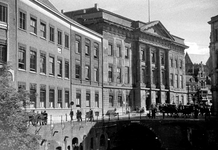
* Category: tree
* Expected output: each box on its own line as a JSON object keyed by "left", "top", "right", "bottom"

{"left": 0, "top": 64, "right": 39, "bottom": 150}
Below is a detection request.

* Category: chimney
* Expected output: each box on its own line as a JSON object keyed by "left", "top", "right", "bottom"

{"left": 95, "top": 3, "right": 99, "bottom": 10}
{"left": 61, "top": 9, "right": 64, "bottom": 13}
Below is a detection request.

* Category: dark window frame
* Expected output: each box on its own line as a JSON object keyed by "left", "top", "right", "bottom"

{"left": 49, "top": 26, "right": 55, "bottom": 42}
{"left": 0, "top": 3, "right": 7, "bottom": 23}
{"left": 30, "top": 50, "right": 37, "bottom": 72}
{"left": 30, "top": 16, "right": 37, "bottom": 34}
{"left": 19, "top": 10, "right": 26, "bottom": 30}
{"left": 18, "top": 45, "right": 26, "bottom": 70}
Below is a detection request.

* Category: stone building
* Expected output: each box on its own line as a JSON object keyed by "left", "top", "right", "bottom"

{"left": 0, "top": 0, "right": 103, "bottom": 118}
{"left": 64, "top": 4, "right": 188, "bottom": 113}
{"left": 208, "top": 14, "right": 218, "bottom": 115}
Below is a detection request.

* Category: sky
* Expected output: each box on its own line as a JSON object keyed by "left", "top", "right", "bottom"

{"left": 50, "top": 0, "right": 218, "bottom": 63}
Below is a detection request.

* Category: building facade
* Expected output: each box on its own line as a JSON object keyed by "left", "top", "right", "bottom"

{"left": 0, "top": 0, "right": 103, "bottom": 118}
{"left": 209, "top": 15, "right": 218, "bottom": 115}
{"left": 64, "top": 4, "right": 188, "bottom": 113}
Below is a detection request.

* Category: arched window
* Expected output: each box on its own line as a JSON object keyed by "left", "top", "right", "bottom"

{"left": 72, "top": 137, "right": 79, "bottom": 150}
{"left": 56, "top": 146, "right": 62, "bottom": 150}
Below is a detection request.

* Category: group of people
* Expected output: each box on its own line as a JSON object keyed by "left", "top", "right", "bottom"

{"left": 69, "top": 109, "right": 94, "bottom": 122}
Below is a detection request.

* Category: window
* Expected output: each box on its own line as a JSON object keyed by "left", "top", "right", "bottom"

{"left": 40, "top": 22, "right": 46, "bottom": 38}
{"left": 18, "top": 45, "right": 26, "bottom": 70}
{"left": 94, "top": 68, "right": 98, "bottom": 82}
{"left": 118, "top": 95, "right": 122, "bottom": 107}
{"left": 117, "top": 45, "right": 121, "bottom": 57}
{"left": 142, "top": 67, "right": 145, "bottom": 83}
{"left": 180, "top": 75, "right": 183, "bottom": 88}
{"left": 30, "top": 17, "right": 37, "bottom": 34}
{"left": 75, "top": 36, "right": 81, "bottom": 53}
{"left": 125, "top": 47, "right": 129, "bottom": 59}
{"left": 57, "top": 30, "right": 62, "bottom": 45}
{"left": 170, "top": 58, "right": 173, "bottom": 67}
{"left": 108, "top": 66, "right": 113, "bottom": 82}
{"left": 49, "top": 56, "right": 54, "bottom": 75}
{"left": 85, "top": 40, "right": 90, "bottom": 56}
{"left": 40, "top": 85, "right": 46, "bottom": 108}
{"left": 108, "top": 44, "right": 113, "bottom": 56}
{"left": 215, "top": 28, "right": 218, "bottom": 42}
{"left": 49, "top": 26, "right": 54, "bottom": 42}
{"left": 57, "top": 59, "right": 62, "bottom": 77}
{"left": 162, "top": 70, "right": 165, "bottom": 85}
{"left": 86, "top": 91, "right": 90, "bottom": 107}
{"left": 65, "top": 60, "right": 69, "bottom": 79}
{"left": 85, "top": 65, "right": 90, "bottom": 80}
{"left": 95, "top": 93, "right": 99, "bottom": 107}
{"left": 170, "top": 73, "right": 174, "bottom": 86}
{"left": 49, "top": 89, "right": 55, "bottom": 108}
{"left": 141, "top": 49, "right": 145, "bottom": 61}
{"left": 125, "top": 67, "right": 129, "bottom": 84}
{"left": 94, "top": 43, "right": 98, "bottom": 58}
{"left": 18, "top": 82, "right": 26, "bottom": 91}
{"left": 40, "top": 52, "right": 46, "bottom": 74}
{"left": 30, "top": 83, "right": 36, "bottom": 108}
{"left": 76, "top": 90, "right": 81, "bottom": 107}
{"left": 152, "top": 69, "right": 155, "bottom": 84}
{"left": 65, "top": 90, "right": 69, "bottom": 108}
{"left": 75, "top": 64, "right": 81, "bottom": 79}
{"left": 85, "top": 45, "right": 90, "bottom": 56}
{"left": 151, "top": 51, "right": 155, "bottom": 63}
{"left": 30, "top": 50, "right": 37, "bottom": 72}
{"left": 0, "top": 44, "right": 7, "bottom": 63}
{"left": 175, "top": 74, "right": 178, "bottom": 88}
{"left": 109, "top": 95, "right": 114, "bottom": 107}
{"left": 175, "top": 59, "right": 178, "bottom": 68}
{"left": 58, "top": 89, "right": 62, "bottom": 108}
{"left": 65, "top": 34, "right": 69, "bottom": 48}
{"left": 180, "top": 60, "right": 183, "bottom": 69}
{"left": 0, "top": 3, "right": 7, "bottom": 23}
{"left": 161, "top": 53, "right": 164, "bottom": 65}
{"left": 19, "top": 11, "right": 26, "bottom": 30}
{"left": 117, "top": 68, "right": 121, "bottom": 83}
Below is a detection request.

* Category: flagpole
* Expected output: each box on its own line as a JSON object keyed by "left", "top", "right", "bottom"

{"left": 148, "top": 0, "right": 150, "bottom": 22}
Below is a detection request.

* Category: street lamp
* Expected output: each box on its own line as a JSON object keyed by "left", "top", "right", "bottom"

{"left": 70, "top": 101, "right": 74, "bottom": 111}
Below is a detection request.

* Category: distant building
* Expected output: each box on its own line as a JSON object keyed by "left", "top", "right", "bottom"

{"left": 64, "top": 4, "right": 188, "bottom": 113}
{"left": 185, "top": 53, "right": 212, "bottom": 105}
{"left": 208, "top": 14, "right": 218, "bottom": 115}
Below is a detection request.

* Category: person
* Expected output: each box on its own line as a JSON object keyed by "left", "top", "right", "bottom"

{"left": 76, "top": 110, "right": 82, "bottom": 122}
{"left": 140, "top": 107, "right": 145, "bottom": 113}
{"left": 70, "top": 110, "right": 74, "bottom": 121}
{"left": 89, "top": 109, "right": 94, "bottom": 122}
{"left": 151, "top": 105, "right": 156, "bottom": 119}
{"left": 76, "top": 110, "right": 80, "bottom": 122}
{"left": 43, "top": 111, "right": 48, "bottom": 125}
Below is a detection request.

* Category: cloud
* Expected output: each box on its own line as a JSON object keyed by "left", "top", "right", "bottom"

{"left": 185, "top": 42, "right": 209, "bottom": 55}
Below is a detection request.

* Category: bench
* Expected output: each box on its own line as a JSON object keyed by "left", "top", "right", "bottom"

{"left": 105, "top": 110, "right": 118, "bottom": 117}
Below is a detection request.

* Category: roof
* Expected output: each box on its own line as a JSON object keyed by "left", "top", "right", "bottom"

{"left": 36, "top": 0, "right": 60, "bottom": 14}
{"left": 33, "top": 0, "right": 102, "bottom": 38}
{"left": 188, "top": 54, "right": 209, "bottom": 65}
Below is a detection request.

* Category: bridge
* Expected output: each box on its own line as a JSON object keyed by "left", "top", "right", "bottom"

{"left": 29, "top": 114, "right": 218, "bottom": 150}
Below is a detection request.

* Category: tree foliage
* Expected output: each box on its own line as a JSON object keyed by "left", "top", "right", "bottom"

{"left": 0, "top": 64, "right": 39, "bottom": 150}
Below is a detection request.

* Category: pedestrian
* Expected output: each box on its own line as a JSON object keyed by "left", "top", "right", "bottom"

{"left": 43, "top": 111, "right": 48, "bottom": 125}
{"left": 76, "top": 110, "right": 80, "bottom": 122}
{"left": 70, "top": 110, "right": 74, "bottom": 121}
{"left": 89, "top": 109, "right": 94, "bottom": 122}
{"left": 79, "top": 110, "right": 82, "bottom": 122}
{"left": 152, "top": 106, "right": 156, "bottom": 119}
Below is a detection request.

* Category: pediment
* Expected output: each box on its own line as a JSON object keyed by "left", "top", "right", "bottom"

{"left": 139, "top": 21, "right": 174, "bottom": 40}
